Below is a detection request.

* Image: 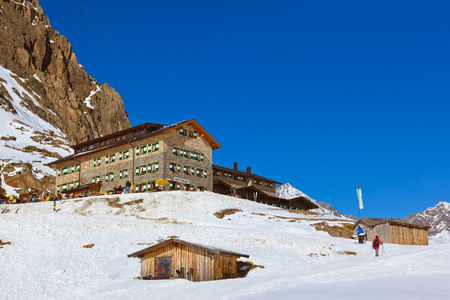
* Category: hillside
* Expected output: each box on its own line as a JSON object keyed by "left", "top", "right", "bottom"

{"left": 0, "top": 0, "right": 130, "bottom": 197}
{"left": 0, "top": 191, "right": 449, "bottom": 299}
{"left": 406, "top": 202, "right": 450, "bottom": 238}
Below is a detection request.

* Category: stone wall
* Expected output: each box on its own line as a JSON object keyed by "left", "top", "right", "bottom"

{"left": 53, "top": 124, "right": 214, "bottom": 194}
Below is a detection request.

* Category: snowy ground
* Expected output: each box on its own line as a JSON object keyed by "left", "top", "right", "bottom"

{"left": 0, "top": 191, "right": 449, "bottom": 300}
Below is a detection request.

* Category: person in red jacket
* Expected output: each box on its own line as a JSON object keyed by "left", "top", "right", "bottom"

{"left": 372, "top": 236, "right": 383, "bottom": 257}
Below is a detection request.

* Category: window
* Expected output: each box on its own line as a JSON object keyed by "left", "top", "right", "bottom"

{"left": 149, "top": 162, "right": 159, "bottom": 172}
{"left": 170, "top": 163, "right": 176, "bottom": 172}
{"left": 88, "top": 144, "right": 94, "bottom": 150}
{"left": 119, "top": 169, "right": 128, "bottom": 179}
{"left": 94, "top": 158, "right": 101, "bottom": 167}
{"left": 57, "top": 169, "right": 61, "bottom": 176}
{"left": 197, "top": 169, "right": 207, "bottom": 178}
{"left": 173, "top": 147, "right": 181, "bottom": 156}
{"left": 76, "top": 164, "right": 80, "bottom": 171}
{"left": 105, "top": 172, "right": 114, "bottom": 182}
{"left": 180, "top": 127, "right": 186, "bottom": 136}
{"left": 183, "top": 166, "right": 191, "bottom": 175}
{"left": 189, "top": 130, "right": 194, "bottom": 137}
{"left": 125, "top": 149, "right": 130, "bottom": 159}
{"left": 151, "top": 142, "right": 159, "bottom": 152}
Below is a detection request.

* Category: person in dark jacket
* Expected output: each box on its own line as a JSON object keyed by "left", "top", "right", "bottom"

{"left": 356, "top": 226, "right": 365, "bottom": 244}
{"left": 372, "top": 236, "right": 383, "bottom": 257}
{"left": 124, "top": 181, "right": 131, "bottom": 194}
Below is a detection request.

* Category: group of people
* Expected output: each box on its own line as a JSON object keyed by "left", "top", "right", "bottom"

{"left": 356, "top": 226, "right": 383, "bottom": 257}
{"left": 0, "top": 194, "right": 62, "bottom": 205}
{"left": 110, "top": 181, "right": 132, "bottom": 195}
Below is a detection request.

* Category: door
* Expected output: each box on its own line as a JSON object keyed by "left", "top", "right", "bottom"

{"left": 154, "top": 257, "right": 172, "bottom": 278}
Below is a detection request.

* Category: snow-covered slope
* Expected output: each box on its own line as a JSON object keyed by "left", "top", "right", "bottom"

{"left": 0, "top": 191, "right": 449, "bottom": 300}
{"left": 406, "top": 202, "right": 450, "bottom": 238}
{"left": 0, "top": 65, "right": 71, "bottom": 196}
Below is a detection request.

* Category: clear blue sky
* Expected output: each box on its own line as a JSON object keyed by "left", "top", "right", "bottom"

{"left": 40, "top": 0, "right": 450, "bottom": 218}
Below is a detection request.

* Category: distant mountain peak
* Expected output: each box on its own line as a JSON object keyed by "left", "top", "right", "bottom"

{"left": 405, "top": 202, "right": 450, "bottom": 238}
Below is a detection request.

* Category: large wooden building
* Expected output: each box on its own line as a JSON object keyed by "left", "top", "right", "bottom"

{"left": 351, "top": 218, "right": 431, "bottom": 246}
{"left": 48, "top": 120, "right": 221, "bottom": 196}
{"left": 127, "top": 238, "right": 250, "bottom": 282}
{"left": 212, "top": 162, "right": 318, "bottom": 210}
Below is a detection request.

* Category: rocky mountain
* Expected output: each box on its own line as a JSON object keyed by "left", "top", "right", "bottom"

{"left": 405, "top": 202, "right": 450, "bottom": 238}
{"left": 0, "top": 0, "right": 130, "bottom": 198}
{"left": 276, "top": 183, "right": 354, "bottom": 219}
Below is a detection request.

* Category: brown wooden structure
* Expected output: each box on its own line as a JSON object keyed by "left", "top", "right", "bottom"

{"left": 351, "top": 218, "right": 431, "bottom": 246}
{"left": 127, "top": 238, "right": 250, "bottom": 282}
{"left": 213, "top": 163, "right": 318, "bottom": 210}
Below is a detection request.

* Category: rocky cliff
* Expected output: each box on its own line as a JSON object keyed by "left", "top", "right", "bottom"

{"left": 0, "top": 0, "right": 131, "bottom": 198}
{"left": 405, "top": 202, "right": 450, "bottom": 238}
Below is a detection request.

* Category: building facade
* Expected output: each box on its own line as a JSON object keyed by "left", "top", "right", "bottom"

{"left": 48, "top": 120, "right": 221, "bottom": 195}
{"left": 212, "top": 162, "right": 318, "bottom": 210}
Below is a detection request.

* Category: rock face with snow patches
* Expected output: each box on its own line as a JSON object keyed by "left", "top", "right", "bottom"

{"left": 0, "top": 0, "right": 130, "bottom": 197}
{"left": 405, "top": 202, "right": 450, "bottom": 238}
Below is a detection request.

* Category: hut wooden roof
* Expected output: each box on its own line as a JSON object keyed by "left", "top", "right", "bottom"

{"left": 351, "top": 217, "right": 431, "bottom": 231}
{"left": 127, "top": 238, "right": 250, "bottom": 258}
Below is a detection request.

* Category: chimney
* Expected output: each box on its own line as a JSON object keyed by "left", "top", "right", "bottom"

{"left": 246, "top": 166, "right": 251, "bottom": 174}
{"left": 233, "top": 162, "right": 238, "bottom": 170}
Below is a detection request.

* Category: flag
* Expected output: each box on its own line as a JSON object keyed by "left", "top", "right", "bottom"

{"left": 357, "top": 188, "right": 363, "bottom": 209}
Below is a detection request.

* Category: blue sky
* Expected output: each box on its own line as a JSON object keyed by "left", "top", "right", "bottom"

{"left": 40, "top": 0, "right": 450, "bottom": 218}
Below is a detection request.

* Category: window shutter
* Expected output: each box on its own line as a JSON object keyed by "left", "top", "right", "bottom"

{"left": 173, "top": 147, "right": 176, "bottom": 155}
{"left": 194, "top": 131, "right": 197, "bottom": 138}
{"left": 184, "top": 166, "right": 187, "bottom": 174}
{"left": 156, "top": 162, "right": 159, "bottom": 171}
{"left": 111, "top": 173, "right": 114, "bottom": 181}
{"left": 119, "top": 151, "right": 123, "bottom": 160}
{"left": 143, "top": 145, "right": 147, "bottom": 154}
{"left": 58, "top": 169, "right": 61, "bottom": 176}
{"left": 93, "top": 159, "right": 96, "bottom": 167}
{"left": 106, "top": 155, "right": 109, "bottom": 164}
{"left": 57, "top": 185, "right": 60, "bottom": 193}
{"left": 136, "top": 167, "right": 139, "bottom": 175}
{"left": 177, "top": 164, "right": 180, "bottom": 172}
{"left": 112, "top": 154, "right": 115, "bottom": 162}
{"left": 136, "top": 147, "right": 140, "bottom": 156}
{"left": 98, "top": 158, "right": 101, "bottom": 166}
{"left": 191, "top": 167, "right": 194, "bottom": 175}
{"left": 119, "top": 171, "right": 123, "bottom": 179}
{"left": 180, "top": 127, "right": 184, "bottom": 134}
{"left": 125, "top": 169, "right": 128, "bottom": 178}
{"left": 201, "top": 154, "right": 204, "bottom": 161}
{"left": 142, "top": 183, "right": 146, "bottom": 192}
{"left": 97, "top": 176, "right": 100, "bottom": 183}
{"left": 125, "top": 150, "right": 129, "bottom": 159}
{"left": 155, "top": 142, "right": 159, "bottom": 151}
{"left": 204, "top": 170, "right": 207, "bottom": 178}
{"left": 105, "top": 174, "right": 109, "bottom": 182}
{"left": 92, "top": 177, "right": 95, "bottom": 183}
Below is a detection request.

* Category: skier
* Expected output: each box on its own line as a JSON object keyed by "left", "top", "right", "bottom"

{"left": 356, "top": 226, "right": 365, "bottom": 244}
{"left": 372, "top": 236, "right": 383, "bottom": 257}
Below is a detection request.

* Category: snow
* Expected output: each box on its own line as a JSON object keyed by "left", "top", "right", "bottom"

{"left": 1, "top": 191, "right": 449, "bottom": 299}
{"left": 0, "top": 65, "right": 71, "bottom": 195}
{"left": 84, "top": 85, "right": 100, "bottom": 109}
{"left": 32, "top": 73, "right": 41, "bottom": 82}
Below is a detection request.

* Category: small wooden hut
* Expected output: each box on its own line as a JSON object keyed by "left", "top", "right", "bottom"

{"left": 127, "top": 238, "right": 250, "bottom": 282}
{"left": 351, "top": 218, "right": 431, "bottom": 246}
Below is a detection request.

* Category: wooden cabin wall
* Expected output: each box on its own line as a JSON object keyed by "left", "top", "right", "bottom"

{"left": 373, "top": 223, "right": 390, "bottom": 243}
{"left": 139, "top": 242, "right": 241, "bottom": 281}
{"left": 389, "top": 225, "right": 429, "bottom": 246}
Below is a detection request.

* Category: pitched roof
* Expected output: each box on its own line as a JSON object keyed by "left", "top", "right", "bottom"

{"left": 127, "top": 238, "right": 250, "bottom": 258}
{"left": 350, "top": 217, "right": 431, "bottom": 231}
{"left": 48, "top": 119, "right": 221, "bottom": 166}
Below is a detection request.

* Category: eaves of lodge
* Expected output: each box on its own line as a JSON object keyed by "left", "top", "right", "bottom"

{"left": 48, "top": 119, "right": 318, "bottom": 210}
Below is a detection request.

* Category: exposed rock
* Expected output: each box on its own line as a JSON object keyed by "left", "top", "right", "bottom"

{"left": 0, "top": 0, "right": 131, "bottom": 198}
{"left": 405, "top": 202, "right": 450, "bottom": 238}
